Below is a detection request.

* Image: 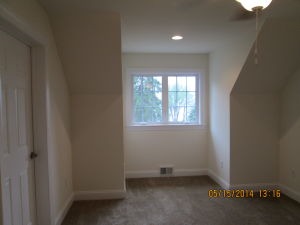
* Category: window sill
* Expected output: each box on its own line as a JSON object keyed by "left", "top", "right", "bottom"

{"left": 125, "top": 124, "right": 208, "bottom": 131}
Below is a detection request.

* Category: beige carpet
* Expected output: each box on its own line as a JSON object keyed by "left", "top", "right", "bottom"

{"left": 62, "top": 176, "right": 300, "bottom": 225}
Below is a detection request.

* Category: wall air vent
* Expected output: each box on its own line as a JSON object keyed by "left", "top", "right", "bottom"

{"left": 160, "top": 166, "right": 173, "bottom": 175}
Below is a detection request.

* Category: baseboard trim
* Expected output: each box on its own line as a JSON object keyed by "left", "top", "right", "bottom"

{"left": 126, "top": 169, "right": 208, "bottom": 178}
{"left": 175, "top": 169, "right": 208, "bottom": 176}
{"left": 71, "top": 173, "right": 300, "bottom": 204}
{"left": 126, "top": 170, "right": 159, "bottom": 178}
{"left": 279, "top": 184, "right": 300, "bottom": 203}
{"left": 207, "top": 169, "right": 230, "bottom": 189}
{"left": 74, "top": 189, "right": 126, "bottom": 201}
{"left": 55, "top": 192, "right": 74, "bottom": 225}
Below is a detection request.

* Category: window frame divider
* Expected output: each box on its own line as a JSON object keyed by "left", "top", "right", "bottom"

{"left": 126, "top": 68, "right": 206, "bottom": 127}
{"left": 162, "top": 75, "right": 168, "bottom": 123}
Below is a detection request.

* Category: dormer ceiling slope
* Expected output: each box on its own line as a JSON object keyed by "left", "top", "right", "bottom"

{"left": 232, "top": 19, "right": 300, "bottom": 94}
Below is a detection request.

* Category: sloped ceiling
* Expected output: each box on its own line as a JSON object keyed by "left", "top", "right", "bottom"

{"left": 51, "top": 13, "right": 122, "bottom": 94}
{"left": 231, "top": 19, "right": 300, "bottom": 94}
{"left": 39, "top": 0, "right": 300, "bottom": 53}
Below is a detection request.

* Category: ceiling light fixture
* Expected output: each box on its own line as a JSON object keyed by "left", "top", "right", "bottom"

{"left": 235, "top": 0, "right": 272, "bottom": 64}
{"left": 236, "top": 0, "right": 272, "bottom": 11}
{"left": 172, "top": 35, "right": 183, "bottom": 40}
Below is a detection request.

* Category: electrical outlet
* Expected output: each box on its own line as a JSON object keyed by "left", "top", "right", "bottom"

{"left": 220, "top": 160, "right": 224, "bottom": 169}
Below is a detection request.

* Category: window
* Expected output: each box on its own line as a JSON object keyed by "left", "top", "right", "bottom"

{"left": 133, "top": 76, "right": 163, "bottom": 123}
{"left": 128, "top": 70, "right": 203, "bottom": 126}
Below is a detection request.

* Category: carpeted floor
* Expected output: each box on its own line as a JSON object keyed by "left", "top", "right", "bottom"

{"left": 62, "top": 176, "right": 300, "bottom": 225}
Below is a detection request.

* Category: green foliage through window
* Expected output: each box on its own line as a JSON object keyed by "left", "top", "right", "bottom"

{"left": 133, "top": 76, "right": 162, "bottom": 123}
{"left": 132, "top": 74, "right": 199, "bottom": 124}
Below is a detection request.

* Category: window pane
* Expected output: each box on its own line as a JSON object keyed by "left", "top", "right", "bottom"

{"left": 134, "top": 107, "right": 143, "bottom": 122}
{"left": 187, "top": 92, "right": 196, "bottom": 106}
{"left": 168, "top": 106, "right": 177, "bottom": 122}
{"left": 132, "top": 73, "right": 199, "bottom": 125}
{"left": 143, "top": 107, "right": 153, "bottom": 122}
{"left": 142, "top": 94, "right": 152, "bottom": 106}
{"left": 139, "top": 92, "right": 162, "bottom": 107}
{"left": 168, "top": 76, "right": 176, "bottom": 91}
{"left": 152, "top": 92, "right": 162, "bottom": 106}
{"left": 168, "top": 91, "right": 176, "bottom": 106}
{"left": 177, "top": 76, "right": 186, "bottom": 91}
{"left": 134, "top": 106, "right": 162, "bottom": 123}
{"left": 187, "top": 107, "right": 197, "bottom": 122}
{"left": 143, "top": 77, "right": 154, "bottom": 92}
{"left": 169, "top": 106, "right": 186, "bottom": 122}
{"left": 133, "top": 75, "right": 163, "bottom": 124}
{"left": 133, "top": 76, "right": 142, "bottom": 92}
{"left": 134, "top": 92, "right": 143, "bottom": 106}
{"left": 187, "top": 76, "right": 196, "bottom": 91}
{"left": 153, "top": 76, "right": 162, "bottom": 92}
{"left": 177, "top": 92, "right": 187, "bottom": 106}
{"left": 177, "top": 107, "right": 186, "bottom": 122}
{"left": 152, "top": 107, "right": 162, "bottom": 122}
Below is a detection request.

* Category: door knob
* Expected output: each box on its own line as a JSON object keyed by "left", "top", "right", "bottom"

{"left": 30, "top": 152, "right": 38, "bottom": 160}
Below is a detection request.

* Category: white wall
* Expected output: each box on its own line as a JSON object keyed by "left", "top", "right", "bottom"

{"left": 280, "top": 67, "right": 300, "bottom": 197}
{"left": 208, "top": 33, "right": 253, "bottom": 184}
{"left": 230, "top": 93, "right": 279, "bottom": 185}
{"left": 228, "top": 20, "right": 300, "bottom": 187}
{"left": 123, "top": 54, "right": 209, "bottom": 176}
{"left": 51, "top": 13, "right": 125, "bottom": 193}
{"left": 0, "top": 0, "right": 72, "bottom": 224}
{"left": 71, "top": 94, "right": 124, "bottom": 191}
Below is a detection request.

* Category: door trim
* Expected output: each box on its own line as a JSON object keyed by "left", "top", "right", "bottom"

{"left": 0, "top": 5, "right": 52, "bottom": 225}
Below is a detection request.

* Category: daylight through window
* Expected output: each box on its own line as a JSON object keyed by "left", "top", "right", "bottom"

{"left": 132, "top": 73, "right": 201, "bottom": 125}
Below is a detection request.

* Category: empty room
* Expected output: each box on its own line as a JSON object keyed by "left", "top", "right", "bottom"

{"left": 0, "top": 0, "right": 300, "bottom": 225}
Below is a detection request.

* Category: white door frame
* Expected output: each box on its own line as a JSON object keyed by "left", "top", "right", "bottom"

{"left": 0, "top": 6, "right": 52, "bottom": 225}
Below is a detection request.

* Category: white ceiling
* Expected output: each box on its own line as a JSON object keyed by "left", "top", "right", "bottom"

{"left": 39, "top": 0, "right": 300, "bottom": 53}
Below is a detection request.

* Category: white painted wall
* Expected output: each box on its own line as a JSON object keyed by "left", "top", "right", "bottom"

{"left": 228, "top": 20, "right": 300, "bottom": 187}
{"left": 51, "top": 13, "right": 125, "bottom": 193}
{"left": 123, "top": 54, "right": 209, "bottom": 176}
{"left": 280, "top": 67, "right": 300, "bottom": 197}
{"left": 71, "top": 94, "right": 124, "bottom": 191}
{"left": 0, "top": 0, "right": 73, "bottom": 224}
{"left": 208, "top": 33, "right": 253, "bottom": 184}
{"left": 230, "top": 93, "right": 279, "bottom": 184}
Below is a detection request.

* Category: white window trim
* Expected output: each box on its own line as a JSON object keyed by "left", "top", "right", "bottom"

{"left": 124, "top": 68, "right": 207, "bottom": 129}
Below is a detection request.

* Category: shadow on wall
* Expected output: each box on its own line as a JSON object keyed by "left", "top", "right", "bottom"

{"left": 49, "top": 95, "right": 73, "bottom": 213}
{"left": 280, "top": 68, "right": 300, "bottom": 138}
{"left": 47, "top": 57, "right": 73, "bottom": 216}
{"left": 230, "top": 93, "right": 280, "bottom": 136}
{"left": 230, "top": 92, "right": 279, "bottom": 184}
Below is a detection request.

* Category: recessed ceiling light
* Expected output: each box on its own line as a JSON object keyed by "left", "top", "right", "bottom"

{"left": 172, "top": 35, "right": 183, "bottom": 40}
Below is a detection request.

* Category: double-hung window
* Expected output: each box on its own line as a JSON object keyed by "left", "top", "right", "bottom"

{"left": 129, "top": 70, "right": 203, "bottom": 126}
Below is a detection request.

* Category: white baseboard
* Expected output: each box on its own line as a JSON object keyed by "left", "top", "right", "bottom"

{"left": 126, "top": 170, "right": 159, "bottom": 178}
{"left": 70, "top": 173, "right": 300, "bottom": 206}
{"left": 174, "top": 169, "right": 208, "bottom": 176}
{"left": 126, "top": 169, "right": 230, "bottom": 189}
{"left": 207, "top": 169, "right": 230, "bottom": 189}
{"left": 126, "top": 169, "right": 208, "bottom": 178}
{"left": 55, "top": 193, "right": 74, "bottom": 225}
{"left": 74, "top": 189, "right": 126, "bottom": 201}
{"left": 279, "top": 184, "right": 300, "bottom": 203}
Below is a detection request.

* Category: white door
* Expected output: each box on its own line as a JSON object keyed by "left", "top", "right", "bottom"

{"left": 0, "top": 30, "right": 36, "bottom": 225}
